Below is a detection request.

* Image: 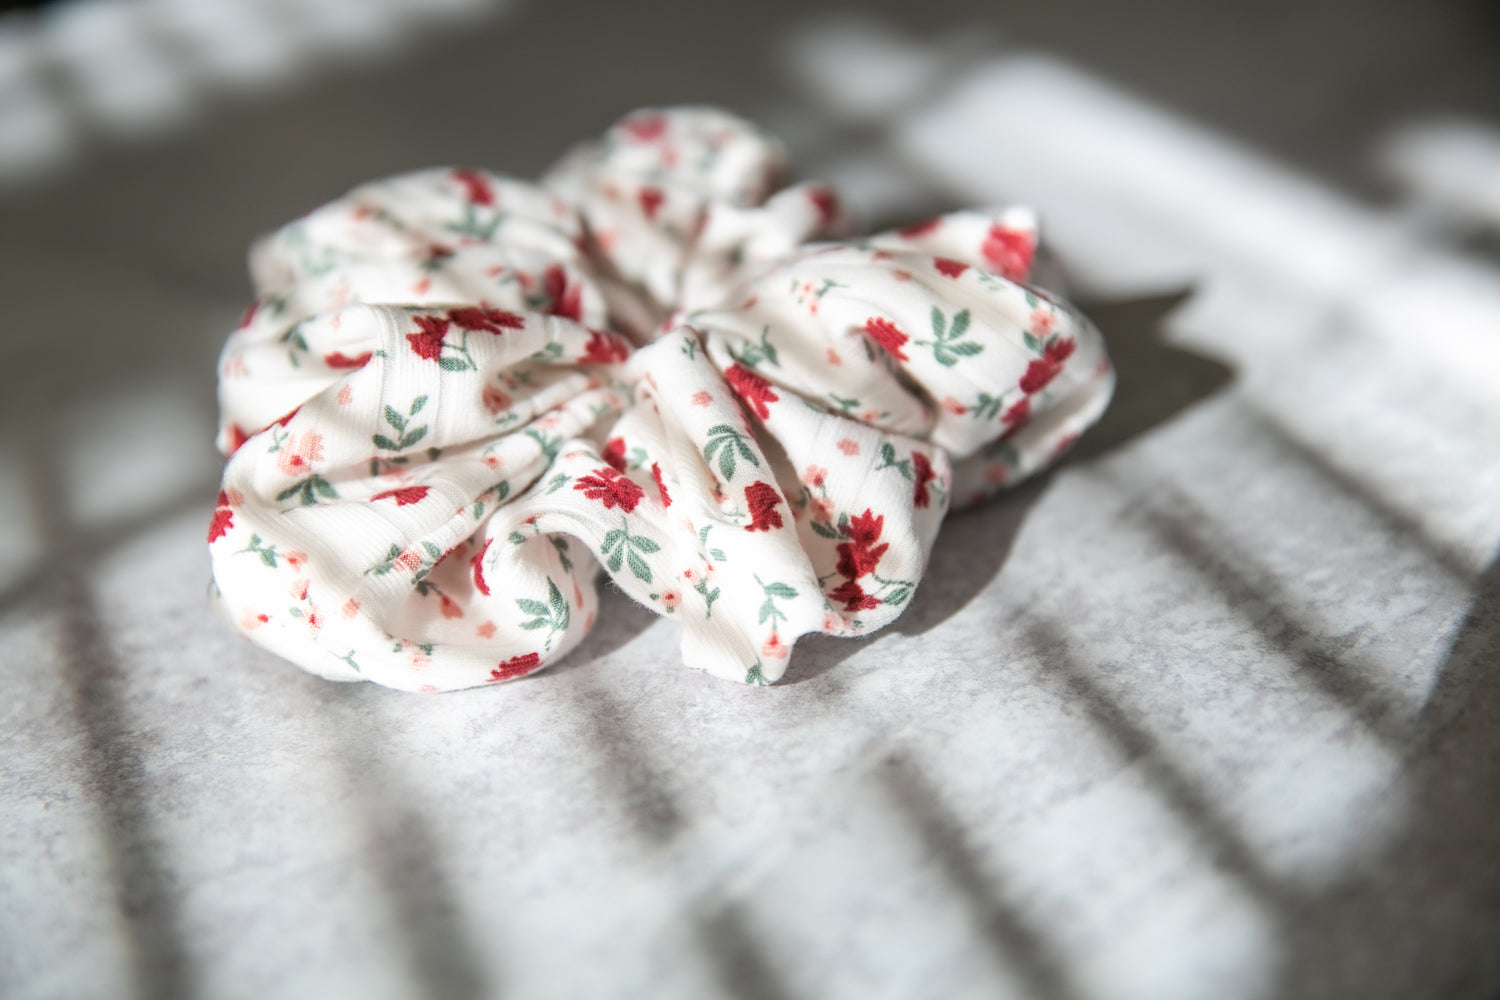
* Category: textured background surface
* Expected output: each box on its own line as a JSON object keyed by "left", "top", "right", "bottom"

{"left": 2, "top": 1, "right": 1499, "bottom": 997}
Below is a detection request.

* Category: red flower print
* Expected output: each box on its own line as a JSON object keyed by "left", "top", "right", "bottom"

{"left": 543, "top": 264, "right": 584, "bottom": 322}
{"left": 622, "top": 112, "right": 667, "bottom": 142}
{"left": 1019, "top": 360, "right": 1057, "bottom": 394}
{"left": 323, "top": 350, "right": 372, "bottom": 369}
{"left": 448, "top": 306, "right": 524, "bottom": 334}
{"left": 573, "top": 467, "right": 644, "bottom": 513}
{"left": 808, "top": 186, "right": 838, "bottom": 228}
{"left": 238, "top": 300, "right": 259, "bottom": 329}
{"left": 273, "top": 405, "right": 302, "bottom": 429}
{"left": 899, "top": 217, "right": 941, "bottom": 239}
{"left": 1002, "top": 397, "right": 1031, "bottom": 432}
{"left": 1018, "top": 338, "right": 1076, "bottom": 395}
{"left": 490, "top": 652, "right": 541, "bottom": 682}
{"left": 407, "top": 315, "right": 449, "bottom": 360}
{"left": 981, "top": 224, "right": 1035, "bottom": 282}
{"left": 582, "top": 329, "right": 631, "bottom": 364}
{"left": 208, "top": 491, "right": 234, "bottom": 543}
{"left": 652, "top": 462, "right": 672, "bottom": 508}
{"left": 603, "top": 436, "right": 628, "bottom": 472}
{"left": 452, "top": 167, "right": 495, "bottom": 206}
{"left": 227, "top": 424, "right": 250, "bottom": 455}
{"left": 862, "top": 318, "right": 910, "bottom": 362}
{"left": 638, "top": 186, "right": 664, "bottom": 220}
{"left": 744, "top": 481, "right": 784, "bottom": 532}
{"left": 836, "top": 508, "right": 888, "bottom": 579}
{"left": 371, "top": 485, "right": 430, "bottom": 506}
{"left": 933, "top": 257, "right": 969, "bottom": 278}
{"left": 912, "top": 451, "right": 936, "bottom": 509}
{"left": 724, "top": 363, "right": 779, "bottom": 420}
{"left": 830, "top": 579, "right": 880, "bottom": 612}
{"left": 471, "top": 539, "right": 492, "bottom": 596}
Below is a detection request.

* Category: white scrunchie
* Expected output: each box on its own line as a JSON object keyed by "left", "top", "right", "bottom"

{"left": 208, "top": 107, "right": 1115, "bottom": 689}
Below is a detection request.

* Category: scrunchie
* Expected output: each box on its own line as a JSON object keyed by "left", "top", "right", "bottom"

{"left": 208, "top": 107, "right": 1115, "bottom": 689}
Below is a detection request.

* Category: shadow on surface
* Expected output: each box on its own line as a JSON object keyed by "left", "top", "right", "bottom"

{"left": 1273, "top": 556, "right": 1500, "bottom": 998}
{"left": 319, "top": 691, "right": 493, "bottom": 1000}
{"left": 879, "top": 751, "right": 1086, "bottom": 1000}
{"left": 1065, "top": 288, "right": 1233, "bottom": 463}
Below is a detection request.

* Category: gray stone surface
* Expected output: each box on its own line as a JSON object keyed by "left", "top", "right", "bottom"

{"left": 2, "top": 2, "right": 1498, "bottom": 998}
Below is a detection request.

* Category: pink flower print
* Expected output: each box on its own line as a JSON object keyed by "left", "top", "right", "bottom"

{"left": 290, "top": 579, "right": 309, "bottom": 601}
{"left": 805, "top": 465, "right": 828, "bottom": 488}
{"left": 603, "top": 436, "right": 628, "bottom": 472}
{"left": 336, "top": 385, "right": 354, "bottom": 406}
{"left": 482, "top": 383, "right": 512, "bottom": 415}
{"left": 237, "top": 300, "right": 259, "bottom": 329}
{"left": 285, "top": 550, "right": 308, "bottom": 571}
{"left": 652, "top": 462, "right": 672, "bottom": 508}
{"left": 582, "top": 329, "right": 631, "bottom": 364}
{"left": 933, "top": 257, "right": 969, "bottom": 278}
{"left": 452, "top": 168, "right": 495, "bottom": 206}
{"left": 811, "top": 496, "right": 835, "bottom": 522}
{"left": 836, "top": 509, "right": 888, "bottom": 579}
{"left": 826, "top": 348, "right": 842, "bottom": 366}
{"left": 277, "top": 431, "right": 324, "bottom": 477}
{"left": 396, "top": 548, "right": 424, "bottom": 572}
{"left": 490, "top": 652, "right": 541, "bottom": 682}
{"left": 475, "top": 621, "right": 496, "bottom": 639}
{"left": 837, "top": 438, "right": 860, "bottom": 456}
{"left": 471, "top": 539, "right": 492, "bottom": 596}
{"left": 691, "top": 390, "right": 713, "bottom": 407}
{"left": 724, "top": 363, "right": 779, "bottom": 420}
{"left": 638, "top": 186, "right": 664, "bottom": 221}
{"left": 761, "top": 631, "right": 788, "bottom": 660}
{"left": 661, "top": 590, "right": 681, "bottom": 611}
{"left": 942, "top": 396, "right": 967, "bottom": 416}
{"left": 622, "top": 112, "right": 667, "bottom": 142}
{"left": 912, "top": 451, "right": 936, "bottom": 509}
{"left": 323, "top": 350, "right": 372, "bottom": 369}
{"left": 406, "top": 315, "right": 449, "bottom": 360}
{"left": 574, "top": 467, "right": 645, "bottom": 513}
{"left": 899, "top": 217, "right": 941, "bottom": 239}
{"left": 241, "top": 608, "right": 270, "bottom": 630}
{"left": 371, "top": 485, "right": 430, "bottom": 506}
{"left": 863, "top": 318, "right": 910, "bottom": 361}
{"left": 226, "top": 424, "right": 251, "bottom": 456}
{"left": 744, "top": 481, "right": 784, "bottom": 532}
{"left": 981, "top": 224, "right": 1035, "bottom": 282}
{"left": 544, "top": 264, "right": 583, "bottom": 322}
{"left": 208, "top": 491, "right": 234, "bottom": 543}
{"left": 439, "top": 593, "right": 464, "bottom": 619}
{"left": 448, "top": 306, "right": 524, "bottom": 334}
{"left": 1029, "top": 308, "right": 1057, "bottom": 336}
{"left": 341, "top": 598, "right": 360, "bottom": 619}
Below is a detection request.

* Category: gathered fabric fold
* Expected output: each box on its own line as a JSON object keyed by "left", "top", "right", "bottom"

{"left": 208, "top": 106, "right": 1114, "bottom": 688}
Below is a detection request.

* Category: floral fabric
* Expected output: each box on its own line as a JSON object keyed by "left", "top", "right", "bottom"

{"left": 208, "top": 107, "right": 1115, "bottom": 689}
